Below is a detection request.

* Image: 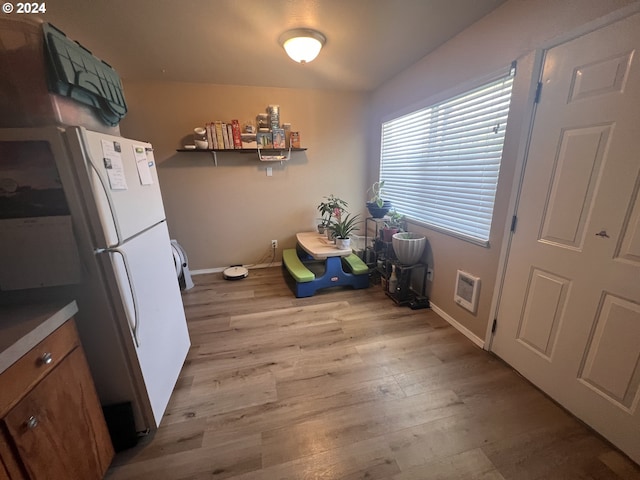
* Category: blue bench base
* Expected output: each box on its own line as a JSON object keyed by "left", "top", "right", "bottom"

{"left": 283, "top": 252, "right": 369, "bottom": 298}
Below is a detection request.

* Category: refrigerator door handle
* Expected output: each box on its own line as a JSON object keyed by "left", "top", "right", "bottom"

{"left": 107, "top": 248, "right": 141, "bottom": 347}
{"left": 89, "top": 160, "right": 123, "bottom": 247}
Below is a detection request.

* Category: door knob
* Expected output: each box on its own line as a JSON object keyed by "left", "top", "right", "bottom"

{"left": 25, "top": 416, "right": 38, "bottom": 429}
{"left": 595, "top": 230, "right": 610, "bottom": 238}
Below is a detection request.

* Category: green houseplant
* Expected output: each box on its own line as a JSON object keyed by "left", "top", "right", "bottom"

{"left": 366, "top": 181, "right": 392, "bottom": 218}
{"left": 382, "top": 209, "right": 405, "bottom": 242}
{"left": 386, "top": 209, "right": 404, "bottom": 228}
{"left": 329, "top": 213, "right": 362, "bottom": 249}
{"left": 317, "top": 195, "right": 348, "bottom": 233}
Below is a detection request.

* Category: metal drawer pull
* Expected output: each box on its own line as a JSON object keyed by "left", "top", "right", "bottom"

{"left": 595, "top": 230, "right": 610, "bottom": 238}
{"left": 26, "top": 416, "right": 38, "bottom": 429}
{"left": 40, "top": 352, "right": 53, "bottom": 365}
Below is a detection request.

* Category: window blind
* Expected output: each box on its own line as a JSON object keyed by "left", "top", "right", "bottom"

{"left": 380, "top": 66, "right": 515, "bottom": 246}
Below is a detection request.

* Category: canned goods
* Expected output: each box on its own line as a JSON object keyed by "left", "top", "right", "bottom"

{"left": 268, "top": 104, "right": 280, "bottom": 129}
{"left": 256, "top": 113, "right": 269, "bottom": 131}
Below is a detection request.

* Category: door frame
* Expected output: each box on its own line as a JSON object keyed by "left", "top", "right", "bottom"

{"left": 485, "top": 2, "right": 640, "bottom": 349}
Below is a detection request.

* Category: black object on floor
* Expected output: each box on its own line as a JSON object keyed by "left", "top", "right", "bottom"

{"left": 409, "top": 297, "right": 430, "bottom": 310}
{"left": 102, "top": 402, "right": 139, "bottom": 452}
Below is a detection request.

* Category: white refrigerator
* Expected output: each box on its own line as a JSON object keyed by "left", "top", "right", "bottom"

{"left": 0, "top": 125, "right": 191, "bottom": 433}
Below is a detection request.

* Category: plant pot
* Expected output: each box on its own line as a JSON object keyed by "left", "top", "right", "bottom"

{"left": 392, "top": 232, "right": 426, "bottom": 265}
{"left": 336, "top": 237, "right": 351, "bottom": 250}
{"left": 381, "top": 227, "right": 399, "bottom": 242}
{"left": 366, "top": 201, "right": 392, "bottom": 219}
{"left": 317, "top": 225, "right": 326, "bottom": 234}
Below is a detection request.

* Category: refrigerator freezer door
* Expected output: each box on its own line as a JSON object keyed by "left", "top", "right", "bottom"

{"left": 104, "top": 221, "right": 190, "bottom": 427}
{"left": 66, "top": 127, "right": 166, "bottom": 247}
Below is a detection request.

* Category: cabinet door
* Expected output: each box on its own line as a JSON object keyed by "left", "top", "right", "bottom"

{"left": 0, "top": 458, "right": 9, "bottom": 480}
{"left": 3, "top": 348, "right": 114, "bottom": 480}
{"left": 0, "top": 430, "right": 26, "bottom": 480}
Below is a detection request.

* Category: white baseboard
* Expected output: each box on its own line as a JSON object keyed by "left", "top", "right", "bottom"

{"left": 191, "top": 262, "right": 282, "bottom": 276}
{"left": 429, "top": 302, "right": 485, "bottom": 349}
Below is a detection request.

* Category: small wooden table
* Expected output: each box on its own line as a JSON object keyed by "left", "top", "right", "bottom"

{"left": 287, "top": 232, "right": 369, "bottom": 297}
{"left": 295, "top": 232, "right": 352, "bottom": 259}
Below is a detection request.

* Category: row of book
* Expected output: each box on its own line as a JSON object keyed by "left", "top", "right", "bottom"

{"left": 203, "top": 120, "right": 243, "bottom": 149}
{"left": 201, "top": 120, "right": 301, "bottom": 150}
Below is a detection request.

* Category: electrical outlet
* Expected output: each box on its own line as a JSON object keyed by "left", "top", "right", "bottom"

{"left": 427, "top": 268, "right": 434, "bottom": 281}
{"left": 271, "top": 239, "right": 278, "bottom": 249}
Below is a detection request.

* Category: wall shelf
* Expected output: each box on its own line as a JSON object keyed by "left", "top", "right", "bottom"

{"left": 176, "top": 147, "right": 307, "bottom": 166}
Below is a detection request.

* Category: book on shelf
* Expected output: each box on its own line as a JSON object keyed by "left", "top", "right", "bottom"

{"left": 220, "top": 122, "right": 229, "bottom": 149}
{"left": 211, "top": 122, "right": 219, "bottom": 149}
{"left": 205, "top": 122, "right": 214, "bottom": 149}
{"left": 214, "top": 121, "right": 224, "bottom": 150}
{"left": 231, "top": 120, "right": 243, "bottom": 149}
{"left": 226, "top": 123, "right": 234, "bottom": 149}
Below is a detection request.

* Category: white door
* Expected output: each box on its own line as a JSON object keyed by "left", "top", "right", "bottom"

{"left": 103, "top": 221, "right": 191, "bottom": 427}
{"left": 492, "top": 13, "right": 640, "bottom": 463}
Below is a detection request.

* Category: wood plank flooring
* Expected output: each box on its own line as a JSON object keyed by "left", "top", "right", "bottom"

{"left": 105, "top": 267, "right": 640, "bottom": 480}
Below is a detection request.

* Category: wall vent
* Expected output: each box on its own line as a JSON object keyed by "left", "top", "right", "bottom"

{"left": 454, "top": 270, "right": 480, "bottom": 314}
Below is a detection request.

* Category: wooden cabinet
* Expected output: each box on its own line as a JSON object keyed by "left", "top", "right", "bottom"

{"left": 0, "top": 458, "right": 9, "bottom": 480}
{"left": 0, "top": 319, "right": 113, "bottom": 479}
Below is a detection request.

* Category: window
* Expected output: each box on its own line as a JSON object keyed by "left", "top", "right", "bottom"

{"left": 379, "top": 64, "right": 515, "bottom": 246}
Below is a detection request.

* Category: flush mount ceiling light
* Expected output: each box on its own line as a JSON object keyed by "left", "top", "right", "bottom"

{"left": 279, "top": 28, "right": 326, "bottom": 64}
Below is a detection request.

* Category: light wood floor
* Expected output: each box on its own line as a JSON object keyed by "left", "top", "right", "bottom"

{"left": 106, "top": 267, "right": 640, "bottom": 480}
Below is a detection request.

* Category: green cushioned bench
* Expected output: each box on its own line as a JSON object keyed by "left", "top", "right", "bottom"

{"left": 282, "top": 249, "right": 315, "bottom": 283}
{"left": 342, "top": 253, "right": 368, "bottom": 275}
{"left": 282, "top": 248, "right": 369, "bottom": 298}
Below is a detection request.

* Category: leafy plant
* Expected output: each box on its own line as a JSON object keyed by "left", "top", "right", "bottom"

{"left": 385, "top": 209, "right": 405, "bottom": 229}
{"left": 367, "top": 180, "right": 386, "bottom": 208}
{"left": 329, "top": 213, "right": 362, "bottom": 239}
{"left": 317, "top": 195, "right": 348, "bottom": 226}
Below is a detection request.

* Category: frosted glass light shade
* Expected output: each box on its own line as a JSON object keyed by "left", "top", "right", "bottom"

{"left": 279, "top": 29, "right": 326, "bottom": 64}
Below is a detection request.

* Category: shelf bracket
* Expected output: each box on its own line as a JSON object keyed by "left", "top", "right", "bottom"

{"left": 257, "top": 145, "right": 292, "bottom": 164}
{"left": 211, "top": 151, "right": 218, "bottom": 166}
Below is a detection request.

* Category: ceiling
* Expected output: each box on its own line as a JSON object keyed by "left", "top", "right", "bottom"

{"left": 40, "top": 0, "right": 506, "bottom": 92}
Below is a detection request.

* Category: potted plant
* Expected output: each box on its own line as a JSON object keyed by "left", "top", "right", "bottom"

{"left": 381, "top": 209, "right": 405, "bottom": 242}
{"left": 317, "top": 195, "right": 348, "bottom": 233}
{"left": 366, "top": 181, "right": 392, "bottom": 218}
{"left": 329, "top": 213, "right": 362, "bottom": 249}
{"left": 392, "top": 231, "right": 426, "bottom": 265}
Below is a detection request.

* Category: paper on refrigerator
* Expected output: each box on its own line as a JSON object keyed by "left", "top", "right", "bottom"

{"left": 133, "top": 146, "right": 153, "bottom": 185}
{"left": 101, "top": 139, "right": 128, "bottom": 190}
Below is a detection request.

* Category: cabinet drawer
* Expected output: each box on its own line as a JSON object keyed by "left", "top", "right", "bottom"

{"left": 0, "top": 320, "right": 79, "bottom": 417}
